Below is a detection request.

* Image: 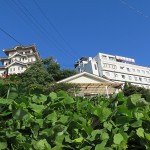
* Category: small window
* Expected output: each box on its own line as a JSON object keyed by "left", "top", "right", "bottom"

{"left": 144, "top": 78, "right": 147, "bottom": 82}
{"left": 103, "top": 63, "right": 107, "bottom": 68}
{"left": 109, "top": 57, "right": 115, "bottom": 61}
{"left": 13, "top": 68, "right": 15, "bottom": 71}
{"left": 146, "top": 71, "right": 149, "bottom": 74}
{"left": 112, "top": 65, "right": 117, "bottom": 69}
{"left": 137, "top": 69, "right": 140, "bottom": 73}
{"left": 94, "top": 64, "right": 97, "bottom": 70}
{"left": 127, "top": 68, "right": 130, "bottom": 72}
{"left": 102, "top": 55, "right": 107, "bottom": 60}
{"left": 132, "top": 68, "right": 135, "bottom": 72}
{"left": 106, "top": 72, "right": 110, "bottom": 76}
{"left": 142, "top": 70, "right": 145, "bottom": 74}
{"left": 122, "top": 75, "right": 125, "bottom": 79}
{"left": 18, "top": 67, "right": 20, "bottom": 70}
{"left": 115, "top": 74, "right": 118, "bottom": 77}
{"left": 139, "top": 77, "right": 142, "bottom": 82}
{"left": 129, "top": 76, "right": 132, "bottom": 80}
{"left": 120, "top": 66, "right": 124, "bottom": 69}
{"left": 134, "top": 76, "right": 137, "bottom": 81}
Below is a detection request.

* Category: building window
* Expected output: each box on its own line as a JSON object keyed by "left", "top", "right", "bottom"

{"left": 139, "top": 77, "right": 142, "bottom": 82}
{"left": 122, "top": 75, "right": 125, "bottom": 79}
{"left": 10, "top": 68, "right": 12, "bottom": 72}
{"left": 146, "top": 71, "right": 149, "bottom": 74}
{"left": 115, "top": 74, "right": 118, "bottom": 77}
{"left": 112, "top": 65, "right": 117, "bottom": 69}
{"left": 127, "top": 68, "right": 130, "bottom": 72}
{"left": 18, "top": 67, "right": 20, "bottom": 70}
{"left": 106, "top": 72, "right": 110, "bottom": 76}
{"left": 142, "top": 70, "right": 145, "bottom": 74}
{"left": 120, "top": 66, "right": 124, "bottom": 69}
{"left": 134, "top": 76, "right": 137, "bottom": 81}
{"left": 22, "top": 67, "right": 23, "bottom": 70}
{"left": 103, "top": 63, "right": 107, "bottom": 68}
{"left": 94, "top": 64, "right": 97, "bottom": 70}
{"left": 129, "top": 76, "right": 132, "bottom": 80}
{"left": 132, "top": 68, "right": 135, "bottom": 72}
{"left": 137, "top": 69, "right": 140, "bottom": 73}
{"left": 109, "top": 57, "right": 115, "bottom": 61}
{"left": 13, "top": 68, "right": 15, "bottom": 71}
{"left": 102, "top": 55, "right": 107, "bottom": 60}
{"left": 144, "top": 78, "right": 147, "bottom": 82}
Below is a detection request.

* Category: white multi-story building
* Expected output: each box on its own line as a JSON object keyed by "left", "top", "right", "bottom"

{"left": 0, "top": 45, "right": 41, "bottom": 77}
{"left": 75, "top": 53, "right": 150, "bottom": 89}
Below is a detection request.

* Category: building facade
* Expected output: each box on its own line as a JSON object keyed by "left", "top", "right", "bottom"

{"left": 0, "top": 45, "right": 41, "bottom": 77}
{"left": 75, "top": 53, "right": 150, "bottom": 89}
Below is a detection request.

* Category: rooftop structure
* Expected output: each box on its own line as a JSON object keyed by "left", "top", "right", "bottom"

{"left": 75, "top": 53, "right": 150, "bottom": 89}
{"left": 0, "top": 45, "right": 41, "bottom": 77}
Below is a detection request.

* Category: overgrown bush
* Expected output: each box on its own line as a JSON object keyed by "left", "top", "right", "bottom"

{"left": 1, "top": 90, "right": 150, "bottom": 149}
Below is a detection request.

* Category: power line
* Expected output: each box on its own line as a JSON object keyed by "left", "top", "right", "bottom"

{"left": 119, "top": 0, "right": 150, "bottom": 19}
{"left": 0, "top": 27, "right": 23, "bottom": 45}
{"left": 15, "top": 0, "right": 76, "bottom": 59}
{"left": 33, "top": 0, "right": 81, "bottom": 57}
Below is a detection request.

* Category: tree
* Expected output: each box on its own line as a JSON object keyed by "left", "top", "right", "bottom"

{"left": 20, "top": 61, "right": 53, "bottom": 88}
{"left": 123, "top": 82, "right": 150, "bottom": 97}
{"left": 42, "top": 56, "right": 76, "bottom": 81}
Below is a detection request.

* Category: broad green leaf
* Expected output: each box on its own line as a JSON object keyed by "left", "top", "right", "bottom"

{"left": 32, "top": 139, "right": 51, "bottom": 150}
{"left": 0, "top": 140, "right": 7, "bottom": 150}
{"left": 90, "top": 130, "right": 102, "bottom": 141}
{"left": 80, "top": 146, "right": 92, "bottom": 150}
{"left": 12, "top": 108, "right": 29, "bottom": 120}
{"left": 55, "top": 135, "right": 65, "bottom": 145}
{"left": 49, "top": 92, "right": 57, "bottom": 100}
{"left": 130, "top": 94, "right": 141, "bottom": 106}
{"left": 100, "top": 132, "right": 109, "bottom": 140}
{"left": 46, "top": 112, "right": 57, "bottom": 123}
{"left": 58, "top": 115, "right": 69, "bottom": 124}
{"left": 94, "top": 107, "right": 111, "bottom": 122}
{"left": 73, "top": 137, "right": 84, "bottom": 143}
{"left": 117, "top": 106, "right": 132, "bottom": 117}
{"left": 63, "top": 97, "right": 74, "bottom": 104}
{"left": 51, "top": 146, "right": 62, "bottom": 150}
{"left": 80, "top": 101, "right": 88, "bottom": 108}
{"left": 95, "top": 140, "right": 107, "bottom": 150}
{"left": 145, "top": 133, "right": 150, "bottom": 141}
{"left": 0, "top": 98, "right": 13, "bottom": 104}
{"left": 103, "top": 122, "right": 112, "bottom": 131}
{"left": 7, "top": 92, "right": 18, "bottom": 99}
{"left": 36, "top": 119, "right": 43, "bottom": 128}
{"left": 29, "top": 103, "right": 45, "bottom": 114}
{"left": 114, "top": 133, "right": 124, "bottom": 144}
{"left": 136, "top": 128, "right": 144, "bottom": 138}
{"left": 131, "top": 120, "right": 142, "bottom": 128}
{"left": 116, "top": 116, "right": 130, "bottom": 125}
{"left": 134, "top": 112, "right": 144, "bottom": 120}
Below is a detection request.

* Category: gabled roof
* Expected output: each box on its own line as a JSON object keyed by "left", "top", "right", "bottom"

{"left": 57, "top": 72, "right": 114, "bottom": 84}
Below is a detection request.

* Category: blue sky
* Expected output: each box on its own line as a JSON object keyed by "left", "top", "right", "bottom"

{"left": 0, "top": 0, "right": 150, "bottom": 69}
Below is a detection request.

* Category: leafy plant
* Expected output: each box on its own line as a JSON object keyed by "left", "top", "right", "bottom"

{"left": 0, "top": 89, "right": 150, "bottom": 149}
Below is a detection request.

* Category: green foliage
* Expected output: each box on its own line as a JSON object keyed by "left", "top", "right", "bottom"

{"left": 20, "top": 61, "right": 53, "bottom": 87}
{"left": 1, "top": 85, "right": 150, "bottom": 149}
{"left": 42, "top": 56, "right": 76, "bottom": 81}
{"left": 123, "top": 82, "right": 150, "bottom": 97}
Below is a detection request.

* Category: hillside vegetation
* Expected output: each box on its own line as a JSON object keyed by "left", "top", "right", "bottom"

{"left": 1, "top": 81, "right": 150, "bottom": 149}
